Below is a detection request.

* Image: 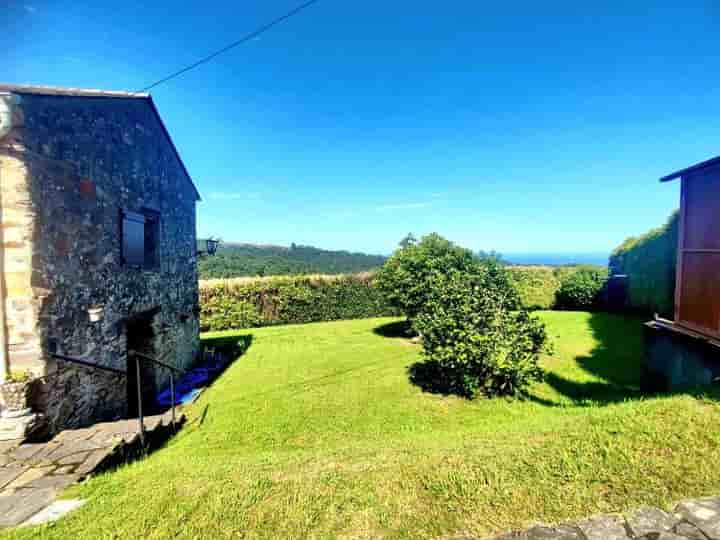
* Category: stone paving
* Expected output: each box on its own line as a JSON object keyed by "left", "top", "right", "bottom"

{"left": 484, "top": 497, "right": 720, "bottom": 539}
{"left": 0, "top": 410, "right": 180, "bottom": 528}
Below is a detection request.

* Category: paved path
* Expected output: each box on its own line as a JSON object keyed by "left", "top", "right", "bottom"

{"left": 484, "top": 497, "right": 720, "bottom": 539}
{"left": 0, "top": 411, "right": 179, "bottom": 528}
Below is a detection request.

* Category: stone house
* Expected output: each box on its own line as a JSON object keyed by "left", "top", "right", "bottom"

{"left": 0, "top": 84, "right": 201, "bottom": 434}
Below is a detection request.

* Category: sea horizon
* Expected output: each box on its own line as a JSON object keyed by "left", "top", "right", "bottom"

{"left": 502, "top": 252, "right": 609, "bottom": 267}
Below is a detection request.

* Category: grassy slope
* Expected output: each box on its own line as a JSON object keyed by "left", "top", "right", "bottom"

{"left": 7, "top": 313, "right": 720, "bottom": 539}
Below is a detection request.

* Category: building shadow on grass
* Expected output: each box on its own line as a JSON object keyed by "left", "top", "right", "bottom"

{"left": 525, "top": 312, "right": 720, "bottom": 406}
{"left": 201, "top": 334, "right": 253, "bottom": 359}
{"left": 526, "top": 312, "right": 647, "bottom": 406}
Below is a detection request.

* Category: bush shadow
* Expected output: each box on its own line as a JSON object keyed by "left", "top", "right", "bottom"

{"left": 372, "top": 321, "right": 473, "bottom": 398}
{"left": 373, "top": 319, "right": 414, "bottom": 339}
{"left": 407, "top": 360, "right": 473, "bottom": 399}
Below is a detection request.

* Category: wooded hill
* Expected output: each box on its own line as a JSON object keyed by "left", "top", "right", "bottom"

{"left": 198, "top": 241, "right": 387, "bottom": 279}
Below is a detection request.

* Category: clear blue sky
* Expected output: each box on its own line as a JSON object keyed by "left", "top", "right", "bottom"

{"left": 5, "top": 1, "right": 718, "bottom": 256}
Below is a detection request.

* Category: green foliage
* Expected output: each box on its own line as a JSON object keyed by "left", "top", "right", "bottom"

{"left": 508, "top": 267, "right": 561, "bottom": 309}
{"left": 6, "top": 370, "right": 32, "bottom": 383}
{"left": 200, "top": 297, "right": 261, "bottom": 333}
{"left": 376, "top": 233, "right": 515, "bottom": 321}
{"left": 199, "top": 274, "right": 398, "bottom": 331}
{"left": 506, "top": 265, "right": 609, "bottom": 310}
{"left": 609, "top": 211, "right": 678, "bottom": 317}
{"left": 198, "top": 242, "right": 386, "bottom": 279}
{"left": 412, "top": 266, "right": 547, "bottom": 398}
{"left": 555, "top": 266, "right": 608, "bottom": 310}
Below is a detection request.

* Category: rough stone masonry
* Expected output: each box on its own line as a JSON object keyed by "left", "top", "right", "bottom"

{"left": 478, "top": 497, "right": 720, "bottom": 540}
{"left": 0, "top": 85, "right": 201, "bottom": 434}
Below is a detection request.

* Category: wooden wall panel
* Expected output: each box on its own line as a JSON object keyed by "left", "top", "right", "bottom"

{"left": 677, "top": 252, "right": 720, "bottom": 336}
{"left": 683, "top": 170, "right": 720, "bottom": 249}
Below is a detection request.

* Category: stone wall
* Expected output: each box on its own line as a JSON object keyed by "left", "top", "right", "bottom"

{"left": 0, "top": 91, "right": 200, "bottom": 432}
{"left": 0, "top": 151, "right": 43, "bottom": 376}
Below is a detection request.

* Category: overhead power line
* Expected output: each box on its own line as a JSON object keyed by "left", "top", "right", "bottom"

{"left": 136, "top": 0, "right": 320, "bottom": 93}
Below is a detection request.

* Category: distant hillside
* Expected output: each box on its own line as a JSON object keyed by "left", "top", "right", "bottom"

{"left": 198, "top": 241, "right": 387, "bottom": 279}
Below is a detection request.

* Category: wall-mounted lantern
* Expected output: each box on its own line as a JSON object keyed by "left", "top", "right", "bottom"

{"left": 198, "top": 237, "right": 221, "bottom": 258}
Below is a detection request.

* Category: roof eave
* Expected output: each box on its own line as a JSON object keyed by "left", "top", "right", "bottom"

{"left": 0, "top": 83, "right": 149, "bottom": 99}
{"left": 660, "top": 155, "right": 720, "bottom": 183}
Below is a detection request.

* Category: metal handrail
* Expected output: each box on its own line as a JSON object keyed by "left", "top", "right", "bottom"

{"left": 127, "top": 350, "right": 182, "bottom": 431}
{"left": 50, "top": 353, "right": 127, "bottom": 376}
{"left": 50, "top": 350, "right": 184, "bottom": 444}
{"left": 128, "top": 350, "right": 185, "bottom": 374}
{"left": 50, "top": 352, "right": 147, "bottom": 447}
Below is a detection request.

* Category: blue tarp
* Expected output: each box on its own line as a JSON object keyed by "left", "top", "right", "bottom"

{"left": 155, "top": 358, "right": 227, "bottom": 407}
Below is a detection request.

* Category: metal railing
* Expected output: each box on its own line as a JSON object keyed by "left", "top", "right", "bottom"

{"left": 50, "top": 353, "right": 127, "bottom": 376}
{"left": 51, "top": 351, "right": 185, "bottom": 447}
{"left": 128, "top": 350, "right": 185, "bottom": 433}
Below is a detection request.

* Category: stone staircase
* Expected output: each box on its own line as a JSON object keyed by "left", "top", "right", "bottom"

{"left": 0, "top": 409, "right": 183, "bottom": 528}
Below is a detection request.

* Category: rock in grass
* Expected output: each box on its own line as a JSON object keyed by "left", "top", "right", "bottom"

{"left": 626, "top": 506, "right": 678, "bottom": 537}
{"left": 674, "top": 497, "right": 720, "bottom": 540}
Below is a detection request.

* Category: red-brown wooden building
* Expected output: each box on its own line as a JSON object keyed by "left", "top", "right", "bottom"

{"left": 661, "top": 156, "right": 720, "bottom": 338}
{"left": 644, "top": 157, "right": 720, "bottom": 390}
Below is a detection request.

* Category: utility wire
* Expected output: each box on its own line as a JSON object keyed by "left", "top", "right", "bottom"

{"left": 136, "top": 0, "right": 320, "bottom": 93}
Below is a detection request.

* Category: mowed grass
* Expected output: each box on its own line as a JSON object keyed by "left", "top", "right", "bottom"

{"left": 7, "top": 312, "right": 720, "bottom": 539}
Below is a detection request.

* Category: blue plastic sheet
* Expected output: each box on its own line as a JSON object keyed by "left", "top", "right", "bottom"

{"left": 156, "top": 363, "right": 222, "bottom": 407}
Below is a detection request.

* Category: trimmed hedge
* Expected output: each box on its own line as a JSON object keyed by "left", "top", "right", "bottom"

{"left": 507, "top": 266, "right": 608, "bottom": 310}
{"left": 199, "top": 273, "right": 399, "bottom": 331}
{"left": 508, "top": 267, "right": 561, "bottom": 309}
{"left": 609, "top": 211, "right": 678, "bottom": 317}
{"left": 199, "top": 265, "right": 611, "bottom": 332}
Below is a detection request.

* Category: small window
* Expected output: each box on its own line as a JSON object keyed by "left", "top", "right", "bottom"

{"left": 121, "top": 209, "right": 160, "bottom": 270}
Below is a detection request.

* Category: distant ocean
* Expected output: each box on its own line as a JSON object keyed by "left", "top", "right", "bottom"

{"left": 503, "top": 253, "right": 608, "bottom": 267}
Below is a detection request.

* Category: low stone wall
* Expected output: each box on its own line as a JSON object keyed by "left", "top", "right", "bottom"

{"left": 31, "top": 366, "right": 127, "bottom": 433}
{"left": 486, "top": 496, "right": 720, "bottom": 539}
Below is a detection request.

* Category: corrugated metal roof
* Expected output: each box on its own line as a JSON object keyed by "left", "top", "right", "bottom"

{"left": 660, "top": 155, "right": 720, "bottom": 182}
{"left": 0, "top": 83, "right": 200, "bottom": 201}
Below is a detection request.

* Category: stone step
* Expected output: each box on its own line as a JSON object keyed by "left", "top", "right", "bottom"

{"left": 0, "top": 413, "right": 43, "bottom": 442}
{"left": 0, "top": 410, "right": 186, "bottom": 529}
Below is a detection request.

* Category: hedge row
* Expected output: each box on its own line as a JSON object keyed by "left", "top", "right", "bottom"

{"left": 508, "top": 267, "right": 560, "bottom": 309}
{"left": 609, "top": 211, "right": 678, "bottom": 317}
{"left": 508, "top": 265, "right": 608, "bottom": 310}
{"left": 200, "top": 266, "right": 609, "bottom": 332}
{"left": 199, "top": 273, "right": 399, "bottom": 331}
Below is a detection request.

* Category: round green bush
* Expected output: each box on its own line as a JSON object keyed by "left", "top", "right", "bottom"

{"left": 376, "top": 233, "right": 518, "bottom": 321}
{"left": 412, "top": 266, "right": 548, "bottom": 398}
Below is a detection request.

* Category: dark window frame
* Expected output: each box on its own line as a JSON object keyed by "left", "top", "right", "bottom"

{"left": 121, "top": 208, "right": 161, "bottom": 271}
{"left": 142, "top": 208, "right": 161, "bottom": 271}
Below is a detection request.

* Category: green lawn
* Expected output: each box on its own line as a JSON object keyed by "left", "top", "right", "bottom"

{"left": 7, "top": 312, "right": 720, "bottom": 539}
